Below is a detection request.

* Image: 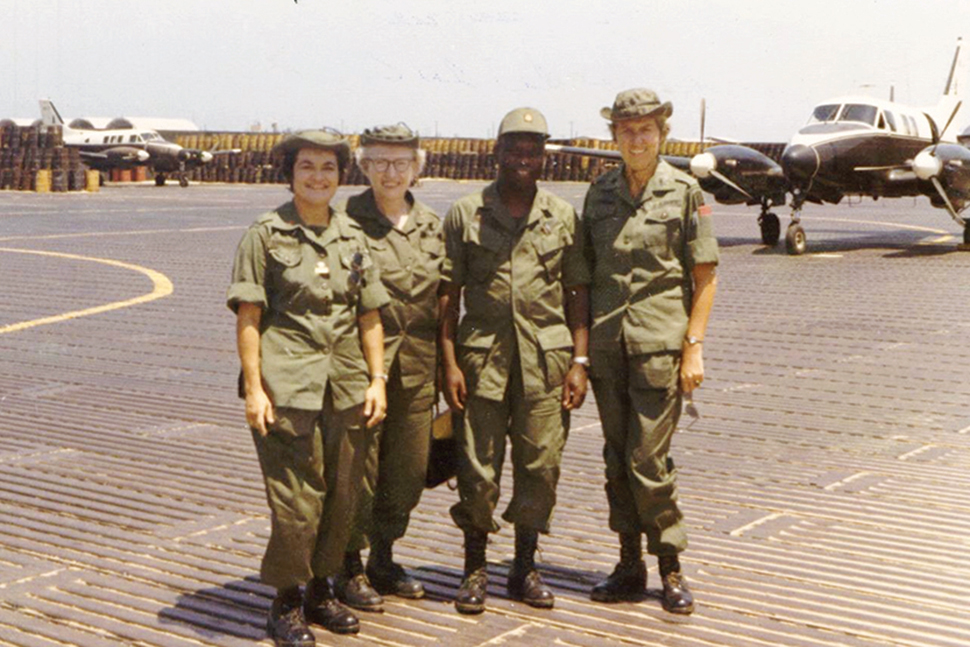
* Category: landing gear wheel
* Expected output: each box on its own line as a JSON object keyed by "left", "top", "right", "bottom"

{"left": 785, "top": 224, "right": 807, "bottom": 255}
{"left": 178, "top": 175, "right": 189, "bottom": 188}
{"left": 155, "top": 174, "right": 166, "bottom": 187}
{"left": 758, "top": 212, "right": 780, "bottom": 246}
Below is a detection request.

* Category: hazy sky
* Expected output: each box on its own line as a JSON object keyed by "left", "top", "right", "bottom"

{"left": 3, "top": 0, "right": 970, "bottom": 141}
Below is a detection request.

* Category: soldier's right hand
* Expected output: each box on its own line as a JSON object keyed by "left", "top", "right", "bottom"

{"left": 246, "top": 389, "right": 276, "bottom": 437}
{"left": 443, "top": 364, "right": 467, "bottom": 412}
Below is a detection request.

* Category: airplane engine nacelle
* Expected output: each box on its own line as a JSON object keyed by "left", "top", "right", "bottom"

{"left": 914, "top": 143, "right": 970, "bottom": 218}
{"left": 105, "top": 147, "right": 150, "bottom": 165}
{"left": 689, "top": 145, "right": 786, "bottom": 206}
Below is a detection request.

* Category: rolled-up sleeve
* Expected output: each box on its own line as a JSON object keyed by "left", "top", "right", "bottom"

{"left": 686, "top": 186, "right": 719, "bottom": 267}
{"left": 227, "top": 227, "right": 268, "bottom": 313}
{"left": 441, "top": 206, "right": 466, "bottom": 287}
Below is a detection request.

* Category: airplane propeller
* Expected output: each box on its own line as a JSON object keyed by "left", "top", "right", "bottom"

{"left": 689, "top": 151, "right": 754, "bottom": 199}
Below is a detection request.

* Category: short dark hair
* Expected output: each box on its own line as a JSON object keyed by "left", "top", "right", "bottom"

{"left": 281, "top": 146, "right": 349, "bottom": 188}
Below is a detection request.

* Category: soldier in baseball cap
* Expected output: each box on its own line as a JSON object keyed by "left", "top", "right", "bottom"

{"left": 439, "top": 105, "right": 591, "bottom": 615}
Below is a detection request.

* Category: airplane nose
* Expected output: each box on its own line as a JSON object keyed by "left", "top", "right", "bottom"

{"left": 781, "top": 144, "right": 820, "bottom": 184}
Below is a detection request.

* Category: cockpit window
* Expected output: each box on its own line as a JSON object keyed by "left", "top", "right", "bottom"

{"left": 129, "top": 135, "right": 142, "bottom": 143}
{"left": 808, "top": 104, "right": 840, "bottom": 124}
{"left": 142, "top": 132, "right": 158, "bottom": 141}
{"left": 838, "top": 104, "right": 878, "bottom": 126}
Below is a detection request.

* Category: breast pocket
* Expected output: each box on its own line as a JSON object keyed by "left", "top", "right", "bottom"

{"left": 533, "top": 226, "right": 570, "bottom": 283}
{"left": 640, "top": 213, "right": 683, "bottom": 260}
{"left": 268, "top": 234, "right": 303, "bottom": 268}
{"left": 468, "top": 223, "right": 505, "bottom": 284}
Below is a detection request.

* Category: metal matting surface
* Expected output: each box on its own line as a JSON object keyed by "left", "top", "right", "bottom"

{"left": 0, "top": 182, "right": 968, "bottom": 647}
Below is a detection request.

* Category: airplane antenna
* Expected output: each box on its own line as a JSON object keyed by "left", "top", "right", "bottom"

{"left": 944, "top": 37, "right": 963, "bottom": 95}
{"left": 890, "top": 84, "right": 895, "bottom": 102}
{"left": 699, "top": 98, "right": 706, "bottom": 148}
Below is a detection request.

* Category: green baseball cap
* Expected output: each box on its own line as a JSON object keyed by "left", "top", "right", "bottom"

{"left": 601, "top": 88, "right": 673, "bottom": 122}
{"left": 273, "top": 129, "right": 351, "bottom": 167}
{"left": 360, "top": 122, "right": 419, "bottom": 148}
{"left": 497, "top": 107, "right": 549, "bottom": 139}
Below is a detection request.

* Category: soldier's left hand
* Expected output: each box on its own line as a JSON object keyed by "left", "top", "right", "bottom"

{"left": 680, "top": 345, "right": 705, "bottom": 394}
{"left": 561, "top": 364, "right": 588, "bottom": 410}
{"left": 364, "top": 378, "right": 387, "bottom": 428}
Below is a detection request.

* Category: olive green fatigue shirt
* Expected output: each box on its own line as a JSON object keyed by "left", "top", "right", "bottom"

{"left": 582, "top": 161, "right": 719, "bottom": 363}
{"left": 442, "top": 183, "right": 590, "bottom": 401}
{"left": 227, "top": 201, "right": 389, "bottom": 411}
{"left": 342, "top": 189, "right": 443, "bottom": 389}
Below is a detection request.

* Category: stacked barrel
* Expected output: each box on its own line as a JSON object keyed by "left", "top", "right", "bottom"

{"left": 168, "top": 132, "right": 711, "bottom": 186}
{"left": 0, "top": 123, "right": 87, "bottom": 192}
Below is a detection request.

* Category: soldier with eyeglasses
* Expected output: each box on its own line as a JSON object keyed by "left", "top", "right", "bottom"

{"left": 335, "top": 124, "right": 444, "bottom": 613}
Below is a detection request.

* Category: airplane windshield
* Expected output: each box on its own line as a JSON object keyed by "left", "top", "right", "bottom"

{"left": 142, "top": 132, "right": 158, "bottom": 141}
{"left": 808, "top": 104, "right": 840, "bottom": 124}
{"left": 838, "top": 104, "right": 877, "bottom": 126}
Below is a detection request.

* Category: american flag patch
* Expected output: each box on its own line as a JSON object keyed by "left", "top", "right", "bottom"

{"left": 697, "top": 205, "right": 713, "bottom": 217}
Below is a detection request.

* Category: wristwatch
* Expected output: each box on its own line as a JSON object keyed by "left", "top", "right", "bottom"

{"left": 684, "top": 336, "right": 703, "bottom": 346}
{"left": 572, "top": 356, "right": 591, "bottom": 368}
{"left": 372, "top": 373, "right": 390, "bottom": 382}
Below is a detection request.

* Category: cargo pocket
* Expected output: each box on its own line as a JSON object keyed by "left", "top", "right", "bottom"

{"left": 536, "top": 325, "right": 574, "bottom": 389}
{"left": 630, "top": 353, "right": 679, "bottom": 392}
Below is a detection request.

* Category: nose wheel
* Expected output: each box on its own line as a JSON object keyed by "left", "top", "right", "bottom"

{"left": 785, "top": 221, "right": 807, "bottom": 255}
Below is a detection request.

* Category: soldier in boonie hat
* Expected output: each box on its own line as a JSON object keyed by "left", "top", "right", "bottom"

{"left": 497, "top": 107, "right": 550, "bottom": 139}
{"left": 601, "top": 88, "right": 673, "bottom": 122}
{"left": 274, "top": 129, "right": 352, "bottom": 186}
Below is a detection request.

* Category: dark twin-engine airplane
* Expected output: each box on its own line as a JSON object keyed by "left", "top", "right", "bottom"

{"left": 551, "top": 38, "right": 970, "bottom": 254}
{"left": 39, "top": 99, "right": 234, "bottom": 187}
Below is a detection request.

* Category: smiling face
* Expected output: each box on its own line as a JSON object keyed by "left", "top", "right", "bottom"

{"left": 495, "top": 133, "right": 545, "bottom": 192}
{"left": 291, "top": 148, "right": 339, "bottom": 209}
{"left": 360, "top": 144, "right": 418, "bottom": 204}
{"left": 613, "top": 115, "right": 665, "bottom": 174}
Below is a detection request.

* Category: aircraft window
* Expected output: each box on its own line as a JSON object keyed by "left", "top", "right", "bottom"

{"left": 905, "top": 115, "right": 916, "bottom": 135}
{"left": 809, "top": 104, "right": 840, "bottom": 123}
{"left": 838, "top": 104, "right": 877, "bottom": 125}
{"left": 884, "top": 111, "right": 897, "bottom": 132}
{"left": 142, "top": 132, "right": 156, "bottom": 141}
{"left": 129, "top": 135, "right": 139, "bottom": 143}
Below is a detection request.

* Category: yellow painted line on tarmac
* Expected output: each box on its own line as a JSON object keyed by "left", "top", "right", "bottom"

{"left": 0, "top": 225, "right": 243, "bottom": 243}
{"left": 0, "top": 248, "right": 174, "bottom": 336}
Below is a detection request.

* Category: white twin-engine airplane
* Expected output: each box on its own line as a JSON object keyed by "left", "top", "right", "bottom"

{"left": 550, "top": 38, "right": 970, "bottom": 253}
{"left": 39, "top": 99, "right": 227, "bottom": 187}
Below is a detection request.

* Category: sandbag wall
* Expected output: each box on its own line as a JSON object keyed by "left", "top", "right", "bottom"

{"left": 173, "top": 132, "right": 711, "bottom": 186}
{"left": 0, "top": 124, "right": 86, "bottom": 191}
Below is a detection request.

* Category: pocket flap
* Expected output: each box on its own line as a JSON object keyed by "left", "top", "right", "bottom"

{"left": 457, "top": 328, "right": 496, "bottom": 349}
{"left": 535, "top": 325, "right": 574, "bottom": 351}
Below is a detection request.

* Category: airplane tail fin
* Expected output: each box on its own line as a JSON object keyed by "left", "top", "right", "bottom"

{"left": 39, "top": 99, "right": 64, "bottom": 127}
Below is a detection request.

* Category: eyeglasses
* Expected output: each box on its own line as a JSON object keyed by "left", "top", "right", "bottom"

{"left": 348, "top": 251, "right": 363, "bottom": 288}
{"left": 363, "top": 158, "right": 413, "bottom": 173}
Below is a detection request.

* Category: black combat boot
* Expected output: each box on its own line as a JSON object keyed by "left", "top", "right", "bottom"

{"left": 266, "top": 585, "right": 315, "bottom": 646}
{"left": 303, "top": 577, "right": 359, "bottom": 635}
{"left": 366, "top": 537, "right": 425, "bottom": 599}
{"left": 506, "top": 526, "right": 555, "bottom": 609}
{"left": 333, "top": 551, "right": 384, "bottom": 612}
{"left": 454, "top": 530, "right": 488, "bottom": 614}
{"left": 590, "top": 532, "right": 647, "bottom": 602}
{"left": 658, "top": 554, "right": 695, "bottom": 614}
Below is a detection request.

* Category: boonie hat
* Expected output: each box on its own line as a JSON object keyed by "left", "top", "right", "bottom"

{"left": 360, "top": 122, "right": 419, "bottom": 148}
{"left": 497, "top": 107, "right": 549, "bottom": 139}
{"left": 273, "top": 129, "right": 351, "bottom": 168}
{"left": 601, "top": 88, "right": 673, "bottom": 122}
